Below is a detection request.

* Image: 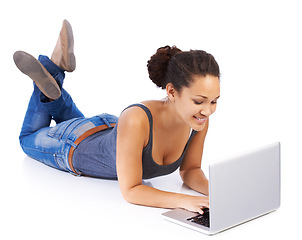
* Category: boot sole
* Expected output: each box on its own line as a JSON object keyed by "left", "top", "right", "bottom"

{"left": 13, "top": 51, "right": 61, "bottom": 99}
{"left": 64, "top": 19, "right": 76, "bottom": 72}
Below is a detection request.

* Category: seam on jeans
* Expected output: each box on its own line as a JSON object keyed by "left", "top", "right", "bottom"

{"left": 54, "top": 155, "right": 68, "bottom": 171}
{"left": 22, "top": 145, "right": 64, "bottom": 155}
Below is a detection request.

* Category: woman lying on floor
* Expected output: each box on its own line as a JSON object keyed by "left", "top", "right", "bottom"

{"left": 14, "top": 20, "right": 220, "bottom": 215}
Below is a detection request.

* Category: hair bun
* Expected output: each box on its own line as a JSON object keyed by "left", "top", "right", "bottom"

{"left": 147, "top": 45, "right": 182, "bottom": 89}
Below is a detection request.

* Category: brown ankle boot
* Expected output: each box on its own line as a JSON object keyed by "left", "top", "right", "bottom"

{"left": 51, "top": 19, "right": 76, "bottom": 72}
{"left": 14, "top": 51, "right": 61, "bottom": 100}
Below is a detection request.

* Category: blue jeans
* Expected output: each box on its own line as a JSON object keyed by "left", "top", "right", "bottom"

{"left": 19, "top": 55, "right": 118, "bottom": 175}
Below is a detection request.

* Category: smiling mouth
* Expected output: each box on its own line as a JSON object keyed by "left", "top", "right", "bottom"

{"left": 194, "top": 116, "right": 207, "bottom": 124}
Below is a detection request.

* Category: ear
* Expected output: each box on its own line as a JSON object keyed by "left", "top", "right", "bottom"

{"left": 166, "top": 83, "right": 176, "bottom": 101}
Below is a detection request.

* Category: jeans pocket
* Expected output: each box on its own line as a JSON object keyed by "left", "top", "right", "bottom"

{"left": 47, "top": 117, "right": 83, "bottom": 139}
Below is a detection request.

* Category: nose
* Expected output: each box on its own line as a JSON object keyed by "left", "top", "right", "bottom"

{"left": 200, "top": 106, "right": 213, "bottom": 117}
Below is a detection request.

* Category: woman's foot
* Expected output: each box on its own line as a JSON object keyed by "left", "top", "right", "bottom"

{"left": 51, "top": 19, "right": 76, "bottom": 72}
{"left": 13, "top": 51, "right": 61, "bottom": 100}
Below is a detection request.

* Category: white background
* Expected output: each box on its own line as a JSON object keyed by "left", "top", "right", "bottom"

{"left": 1, "top": 0, "right": 301, "bottom": 239}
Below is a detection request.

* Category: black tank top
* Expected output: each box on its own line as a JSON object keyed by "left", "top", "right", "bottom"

{"left": 126, "top": 104, "right": 197, "bottom": 179}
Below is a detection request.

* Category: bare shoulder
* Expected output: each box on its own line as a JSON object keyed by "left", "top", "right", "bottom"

{"left": 118, "top": 105, "right": 150, "bottom": 147}
{"left": 119, "top": 105, "right": 149, "bottom": 128}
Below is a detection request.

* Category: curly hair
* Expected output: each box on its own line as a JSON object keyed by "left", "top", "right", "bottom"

{"left": 147, "top": 45, "right": 220, "bottom": 92}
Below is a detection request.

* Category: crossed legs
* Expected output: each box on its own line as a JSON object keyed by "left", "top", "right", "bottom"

{"left": 14, "top": 20, "right": 84, "bottom": 143}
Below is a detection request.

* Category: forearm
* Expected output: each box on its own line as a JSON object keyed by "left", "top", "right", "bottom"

{"left": 123, "top": 184, "right": 188, "bottom": 209}
{"left": 122, "top": 183, "right": 209, "bottom": 214}
{"left": 180, "top": 168, "right": 209, "bottom": 195}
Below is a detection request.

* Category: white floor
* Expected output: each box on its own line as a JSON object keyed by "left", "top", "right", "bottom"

{"left": 2, "top": 1, "right": 302, "bottom": 239}
{"left": 1, "top": 141, "right": 301, "bottom": 240}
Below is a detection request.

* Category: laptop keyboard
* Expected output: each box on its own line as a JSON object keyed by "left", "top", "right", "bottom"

{"left": 186, "top": 208, "right": 210, "bottom": 228}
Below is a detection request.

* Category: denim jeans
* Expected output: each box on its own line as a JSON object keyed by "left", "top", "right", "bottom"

{"left": 19, "top": 55, "right": 118, "bottom": 175}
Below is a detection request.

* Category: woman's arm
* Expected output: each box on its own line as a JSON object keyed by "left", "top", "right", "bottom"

{"left": 179, "top": 120, "right": 210, "bottom": 195}
{"left": 116, "top": 107, "right": 209, "bottom": 214}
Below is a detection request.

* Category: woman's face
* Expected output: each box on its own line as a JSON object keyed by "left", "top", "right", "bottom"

{"left": 172, "top": 75, "right": 220, "bottom": 131}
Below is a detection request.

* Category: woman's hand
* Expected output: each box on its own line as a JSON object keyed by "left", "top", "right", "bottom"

{"left": 180, "top": 195, "right": 209, "bottom": 214}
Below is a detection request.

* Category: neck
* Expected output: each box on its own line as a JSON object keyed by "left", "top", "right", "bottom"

{"left": 161, "top": 97, "right": 187, "bottom": 129}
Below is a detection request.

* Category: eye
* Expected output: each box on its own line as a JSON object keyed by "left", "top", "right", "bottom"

{"left": 193, "top": 100, "right": 203, "bottom": 105}
{"left": 211, "top": 100, "right": 218, "bottom": 104}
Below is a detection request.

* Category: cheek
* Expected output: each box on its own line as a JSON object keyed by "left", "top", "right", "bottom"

{"left": 175, "top": 102, "right": 192, "bottom": 120}
{"left": 211, "top": 104, "right": 218, "bottom": 114}
{"left": 180, "top": 103, "right": 197, "bottom": 117}
{"left": 182, "top": 106, "right": 200, "bottom": 123}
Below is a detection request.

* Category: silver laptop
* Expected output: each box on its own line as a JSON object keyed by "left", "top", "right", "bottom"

{"left": 162, "top": 142, "right": 281, "bottom": 235}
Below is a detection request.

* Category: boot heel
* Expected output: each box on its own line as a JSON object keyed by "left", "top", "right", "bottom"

{"left": 13, "top": 51, "right": 61, "bottom": 100}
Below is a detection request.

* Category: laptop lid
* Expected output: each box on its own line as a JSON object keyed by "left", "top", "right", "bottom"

{"left": 209, "top": 142, "right": 281, "bottom": 234}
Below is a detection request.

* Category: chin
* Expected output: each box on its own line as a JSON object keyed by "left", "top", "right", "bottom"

{"left": 191, "top": 122, "right": 206, "bottom": 132}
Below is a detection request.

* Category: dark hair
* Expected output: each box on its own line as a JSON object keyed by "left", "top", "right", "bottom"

{"left": 147, "top": 45, "right": 220, "bottom": 92}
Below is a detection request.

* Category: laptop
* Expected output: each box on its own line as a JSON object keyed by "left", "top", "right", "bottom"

{"left": 162, "top": 142, "right": 281, "bottom": 235}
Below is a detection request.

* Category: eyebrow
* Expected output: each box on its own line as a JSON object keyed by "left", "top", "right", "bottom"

{"left": 196, "top": 95, "right": 220, "bottom": 99}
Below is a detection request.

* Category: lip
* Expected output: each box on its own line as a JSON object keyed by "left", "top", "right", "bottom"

{"left": 194, "top": 116, "right": 208, "bottom": 124}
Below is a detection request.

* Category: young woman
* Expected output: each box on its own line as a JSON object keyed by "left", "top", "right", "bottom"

{"left": 14, "top": 20, "right": 220, "bottom": 215}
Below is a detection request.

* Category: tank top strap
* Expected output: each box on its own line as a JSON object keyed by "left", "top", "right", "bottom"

{"left": 122, "top": 103, "right": 153, "bottom": 136}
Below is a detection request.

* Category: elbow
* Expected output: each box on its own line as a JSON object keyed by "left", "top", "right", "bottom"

{"left": 120, "top": 188, "right": 134, "bottom": 204}
{"left": 121, "top": 191, "right": 135, "bottom": 204}
{"left": 119, "top": 185, "right": 142, "bottom": 205}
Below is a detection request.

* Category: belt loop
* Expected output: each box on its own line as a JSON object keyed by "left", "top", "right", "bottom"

{"left": 66, "top": 139, "right": 77, "bottom": 148}
{"left": 104, "top": 118, "right": 111, "bottom": 128}
{"left": 98, "top": 115, "right": 111, "bottom": 128}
